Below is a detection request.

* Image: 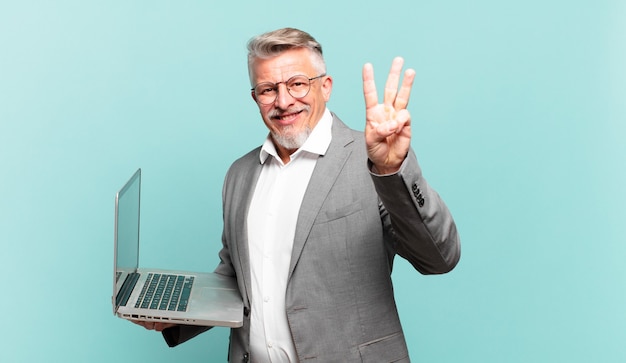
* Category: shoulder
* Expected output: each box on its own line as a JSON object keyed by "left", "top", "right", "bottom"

{"left": 231, "top": 146, "right": 261, "bottom": 167}
{"left": 224, "top": 146, "right": 261, "bottom": 181}
{"left": 330, "top": 112, "right": 365, "bottom": 149}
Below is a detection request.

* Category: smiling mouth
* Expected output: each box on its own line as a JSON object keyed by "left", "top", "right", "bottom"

{"left": 272, "top": 109, "right": 304, "bottom": 122}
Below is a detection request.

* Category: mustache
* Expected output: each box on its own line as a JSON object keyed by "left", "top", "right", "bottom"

{"left": 268, "top": 105, "right": 310, "bottom": 119}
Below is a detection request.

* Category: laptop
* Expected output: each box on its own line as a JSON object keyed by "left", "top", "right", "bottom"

{"left": 112, "top": 168, "right": 243, "bottom": 327}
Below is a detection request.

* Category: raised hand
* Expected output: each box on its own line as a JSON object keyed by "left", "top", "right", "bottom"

{"left": 362, "top": 57, "right": 416, "bottom": 174}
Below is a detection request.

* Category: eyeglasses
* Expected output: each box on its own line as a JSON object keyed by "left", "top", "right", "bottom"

{"left": 252, "top": 74, "right": 326, "bottom": 105}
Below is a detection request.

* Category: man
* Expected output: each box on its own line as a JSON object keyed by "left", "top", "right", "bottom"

{"left": 138, "top": 27, "right": 460, "bottom": 362}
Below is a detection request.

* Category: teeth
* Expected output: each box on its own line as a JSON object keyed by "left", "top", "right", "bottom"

{"left": 271, "top": 110, "right": 302, "bottom": 121}
{"left": 278, "top": 113, "right": 297, "bottom": 120}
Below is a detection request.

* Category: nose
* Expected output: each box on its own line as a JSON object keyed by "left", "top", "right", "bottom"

{"left": 274, "top": 83, "right": 296, "bottom": 109}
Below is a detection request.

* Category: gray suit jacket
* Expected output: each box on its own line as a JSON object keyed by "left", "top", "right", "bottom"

{"left": 163, "top": 114, "right": 460, "bottom": 362}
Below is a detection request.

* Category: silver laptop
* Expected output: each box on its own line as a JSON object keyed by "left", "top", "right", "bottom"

{"left": 112, "top": 168, "right": 243, "bottom": 327}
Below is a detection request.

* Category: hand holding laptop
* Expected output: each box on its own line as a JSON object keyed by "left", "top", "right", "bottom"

{"left": 131, "top": 320, "right": 176, "bottom": 332}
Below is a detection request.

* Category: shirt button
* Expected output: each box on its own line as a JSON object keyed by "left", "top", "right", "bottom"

{"left": 264, "top": 296, "right": 270, "bottom": 302}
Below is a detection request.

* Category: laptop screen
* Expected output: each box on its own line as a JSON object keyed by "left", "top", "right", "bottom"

{"left": 115, "top": 169, "right": 141, "bottom": 275}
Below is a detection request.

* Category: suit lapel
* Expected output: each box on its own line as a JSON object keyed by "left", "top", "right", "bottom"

{"left": 288, "top": 115, "right": 355, "bottom": 280}
{"left": 232, "top": 153, "right": 263, "bottom": 304}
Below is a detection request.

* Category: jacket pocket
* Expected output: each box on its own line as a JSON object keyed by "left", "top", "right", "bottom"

{"left": 357, "top": 332, "right": 410, "bottom": 363}
{"left": 316, "top": 200, "right": 363, "bottom": 223}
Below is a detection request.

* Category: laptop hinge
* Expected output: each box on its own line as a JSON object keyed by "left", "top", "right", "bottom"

{"left": 115, "top": 272, "right": 140, "bottom": 307}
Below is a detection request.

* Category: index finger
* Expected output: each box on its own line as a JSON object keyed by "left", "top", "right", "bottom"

{"left": 362, "top": 62, "right": 378, "bottom": 110}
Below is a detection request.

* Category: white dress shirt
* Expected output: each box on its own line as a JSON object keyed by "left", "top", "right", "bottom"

{"left": 247, "top": 109, "right": 333, "bottom": 363}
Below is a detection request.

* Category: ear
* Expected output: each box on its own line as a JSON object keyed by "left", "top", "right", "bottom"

{"left": 321, "top": 76, "right": 333, "bottom": 102}
{"left": 251, "top": 90, "right": 258, "bottom": 103}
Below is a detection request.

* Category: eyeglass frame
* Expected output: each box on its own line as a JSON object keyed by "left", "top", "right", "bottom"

{"left": 251, "top": 74, "right": 327, "bottom": 105}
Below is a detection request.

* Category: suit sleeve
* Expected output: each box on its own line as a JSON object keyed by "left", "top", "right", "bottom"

{"left": 370, "top": 149, "right": 461, "bottom": 274}
{"left": 162, "top": 325, "right": 212, "bottom": 347}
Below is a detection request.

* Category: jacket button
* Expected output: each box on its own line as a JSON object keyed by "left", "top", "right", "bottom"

{"left": 243, "top": 307, "right": 250, "bottom": 317}
{"left": 243, "top": 352, "right": 250, "bottom": 362}
{"left": 412, "top": 183, "right": 424, "bottom": 207}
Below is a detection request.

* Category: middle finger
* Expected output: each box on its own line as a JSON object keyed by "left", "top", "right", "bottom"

{"left": 383, "top": 57, "right": 405, "bottom": 106}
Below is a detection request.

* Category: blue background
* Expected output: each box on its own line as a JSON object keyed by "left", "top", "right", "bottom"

{"left": 1, "top": 1, "right": 624, "bottom": 362}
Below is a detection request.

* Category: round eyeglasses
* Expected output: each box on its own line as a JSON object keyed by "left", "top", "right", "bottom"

{"left": 252, "top": 74, "right": 326, "bottom": 105}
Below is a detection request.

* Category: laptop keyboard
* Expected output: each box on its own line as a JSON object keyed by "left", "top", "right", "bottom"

{"left": 134, "top": 273, "right": 194, "bottom": 312}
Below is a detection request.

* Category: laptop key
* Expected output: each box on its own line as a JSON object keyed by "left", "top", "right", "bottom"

{"left": 168, "top": 275, "right": 185, "bottom": 311}
{"left": 133, "top": 273, "right": 193, "bottom": 312}
{"left": 177, "top": 276, "right": 194, "bottom": 312}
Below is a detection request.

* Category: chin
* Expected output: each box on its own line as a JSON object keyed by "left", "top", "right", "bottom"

{"left": 272, "top": 128, "right": 311, "bottom": 150}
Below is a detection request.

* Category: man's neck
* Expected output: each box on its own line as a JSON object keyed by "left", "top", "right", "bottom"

{"left": 276, "top": 145, "right": 297, "bottom": 164}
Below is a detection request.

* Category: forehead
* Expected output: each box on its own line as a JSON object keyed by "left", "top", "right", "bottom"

{"left": 251, "top": 48, "right": 316, "bottom": 84}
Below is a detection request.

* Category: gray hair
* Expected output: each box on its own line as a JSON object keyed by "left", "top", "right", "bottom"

{"left": 247, "top": 28, "right": 326, "bottom": 83}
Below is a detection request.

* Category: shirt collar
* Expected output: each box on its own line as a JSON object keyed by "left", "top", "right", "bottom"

{"left": 259, "top": 108, "right": 333, "bottom": 164}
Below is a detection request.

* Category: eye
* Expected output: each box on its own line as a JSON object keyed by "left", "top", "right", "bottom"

{"left": 288, "top": 79, "right": 308, "bottom": 89}
{"left": 256, "top": 85, "right": 276, "bottom": 95}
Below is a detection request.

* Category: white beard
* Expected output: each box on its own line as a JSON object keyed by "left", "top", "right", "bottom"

{"left": 271, "top": 125, "right": 312, "bottom": 150}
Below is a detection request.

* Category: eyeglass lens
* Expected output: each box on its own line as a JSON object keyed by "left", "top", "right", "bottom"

{"left": 254, "top": 75, "right": 313, "bottom": 104}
